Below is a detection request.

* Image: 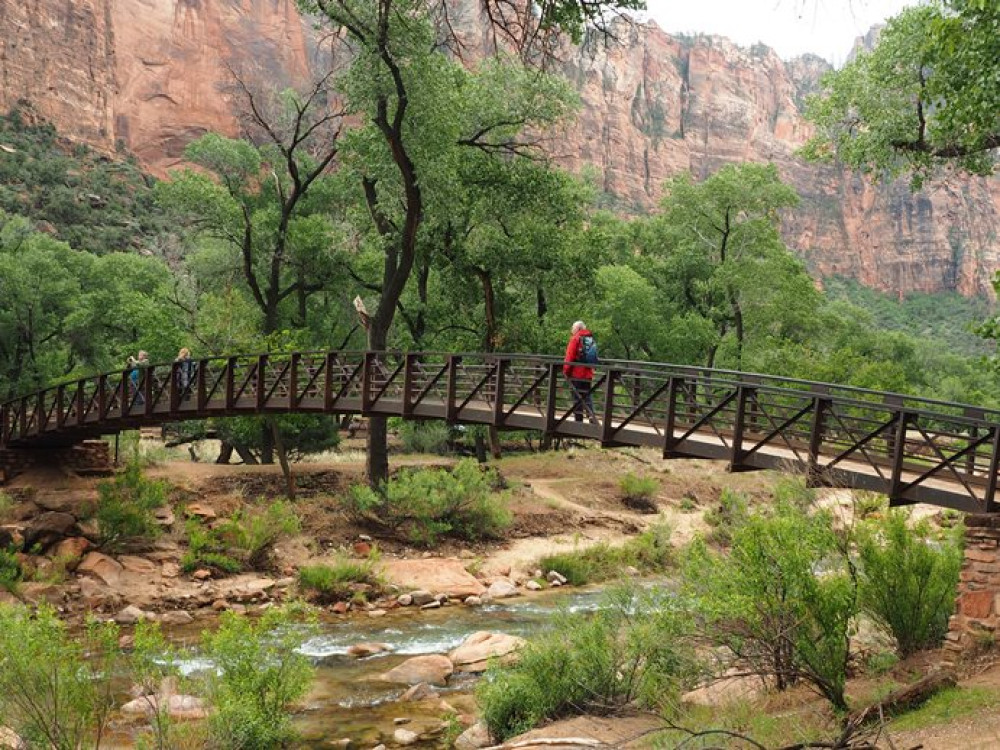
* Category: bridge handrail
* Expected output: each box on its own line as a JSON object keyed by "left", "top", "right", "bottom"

{"left": 3, "top": 349, "right": 1000, "bottom": 428}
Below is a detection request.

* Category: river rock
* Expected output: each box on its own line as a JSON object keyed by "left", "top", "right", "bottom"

{"left": 158, "top": 610, "right": 194, "bottom": 626}
{"left": 463, "top": 596, "right": 482, "bottom": 607}
{"left": 393, "top": 729, "right": 419, "bottom": 746}
{"left": 449, "top": 632, "right": 526, "bottom": 673}
{"left": 525, "top": 580, "right": 542, "bottom": 591}
{"left": 397, "top": 593, "right": 413, "bottom": 606}
{"left": 399, "top": 682, "right": 434, "bottom": 702}
{"left": 23, "top": 511, "right": 77, "bottom": 550}
{"left": 153, "top": 506, "right": 175, "bottom": 527}
{"left": 409, "top": 590, "right": 434, "bottom": 606}
{"left": 0, "top": 726, "right": 25, "bottom": 750}
{"left": 115, "top": 605, "right": 152, "bottom": 624}
{"left": 121, "top": 694, "right": 207, "bottom": 720}
{"left": 546, "top": 570, "right": 568, "bottom": 585}
{"left": 332, "top": 601, "right": 350, "bottom": 614}
{"left": 184, "top": 503, "right": 216, "bottom": 520}
{"left": 78, "top": 552, "right": 124, "bottom": 586}
{"left": 393, "top": 717, "right": 410, "bottom": 725}
{"left": 379, "top": 655, "right": 454, "bottom": 686}
{"left": 51, "top": 536, "right": 91, "bottom": 568}
{"left": 486, "top": 579, "right": 519, "bottom": 599}
{"left": 420, "top": 600, "right": 441, "bottom": 610}
{"left": 348, "top": 642, "right": 391, "bottom": 658}
{"left": 369, "top": 609, "right": 387, "bottom": 618}
{"left": 455, "top": 722, "right": 491, "bottom": 750}
{"left": 382, "top": 560, "right": 486, "bottom": 598}
{"left": 119, "top": 555, "right": 158, "bottom": 575}
{"left": 161, "top": 561, "right": 180, "bottom": 578}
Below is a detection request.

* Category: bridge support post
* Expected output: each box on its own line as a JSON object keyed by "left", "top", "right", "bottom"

{"left": 944, "top": 515, "right": 1000, "bottom": 666}
{"left": 728, "top": 385, "right": 754, "bottom": 472}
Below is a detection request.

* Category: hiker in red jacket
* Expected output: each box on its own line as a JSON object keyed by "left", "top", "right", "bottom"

{"left": 563, "top": 320, "right": 597, "bottom": 422}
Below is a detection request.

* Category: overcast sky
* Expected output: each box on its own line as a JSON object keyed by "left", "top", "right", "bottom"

{"left": 643, "top": 0, "right": 918, "bottom": 65}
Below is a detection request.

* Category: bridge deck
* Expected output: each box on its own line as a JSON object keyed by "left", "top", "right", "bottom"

{"left": 2, "top": 351, "right": 998, "bottom": 513}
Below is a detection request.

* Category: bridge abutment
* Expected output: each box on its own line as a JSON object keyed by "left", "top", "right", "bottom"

{"left": 945, "top": 515, "right": 1000, "bottom": 664}
{"left": 0, "top": 441, "right": 112, "bottom": 484}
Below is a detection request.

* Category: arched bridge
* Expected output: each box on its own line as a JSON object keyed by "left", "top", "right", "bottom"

{"left": 2, "top": 351, "right": 1000, "bottom": 513}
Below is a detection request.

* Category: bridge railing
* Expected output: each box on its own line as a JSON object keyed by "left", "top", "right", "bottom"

{"left": 3, "top": 350, "right": 999, "bottom": 512}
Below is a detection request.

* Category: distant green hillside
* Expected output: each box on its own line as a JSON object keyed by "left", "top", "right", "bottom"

{"left": 0, "top": 107, "right": 167, "bottom": 255}
{"left": 823, "top": 277, "right": 992, "bottom": 358}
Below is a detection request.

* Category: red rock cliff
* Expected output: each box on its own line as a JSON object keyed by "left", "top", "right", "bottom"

{"left": 1, "top": 2, "right": 996, "bottom": 297}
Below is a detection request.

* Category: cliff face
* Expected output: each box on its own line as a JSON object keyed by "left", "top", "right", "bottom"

{"left": 558, "top": 23, "right": 999, "bottom": 298}
{"left": 1, "top": 0, "right": 320, "bottom": 167}
{"left": 1, "top": 1, "right": 997, "bottom": 298}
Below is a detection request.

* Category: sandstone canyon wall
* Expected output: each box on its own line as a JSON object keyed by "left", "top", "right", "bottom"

{"left": 1, "top": 0, "right": 997, "bottom": 298}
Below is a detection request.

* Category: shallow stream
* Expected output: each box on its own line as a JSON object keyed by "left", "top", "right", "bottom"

{"left": 163, "top": 587, "right": 610, "bottom": 747}
{"left": 295, "top": 588, "right": 608, "bottom": 746}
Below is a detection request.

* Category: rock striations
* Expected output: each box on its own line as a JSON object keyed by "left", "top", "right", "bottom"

{"left": 1, "top": 1, "right": 997, "bottom": 297}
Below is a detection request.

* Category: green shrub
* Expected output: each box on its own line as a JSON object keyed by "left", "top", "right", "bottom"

{"left": 703, "top": 488, "right": 749, "bottom": 545}
{"left": 619, "top": 473, "right": 660, "bottom": 512}
{"left": 95, "top": 463, "right": 169, "bottom": 552}
{"left": 854, "top": 491, "right": 887, "bottom": 519}
{"left": 0, "top": 604, "right": 121, "bottom": 750}
{"left": 539, "top": 523, "right": 673, "bottom": 585}
{"left": 181, "top": 501, "right": 300, "bottom": 574}
{"left": 199, "top": 605, "right": 317, "bottom": 749}
{"left": 0, "top": 547, "right": 22, "bottom": 593}
{"left": 619, "top": 473, "right": 659, "bottom": 499}
{"left": 345, "top": 459, "right": 511, "bottom": 547}
{"left": 398, "top": 420, "right": 453, "bottom": 455}
{"left": 181, "top": 522, "right": 241, "bottom": 575}
{"left": 683, "top": 501, "right": 856, "bottom": 712}
{"left": 298, "top": 554, "right": 382, "bottom": 604}
{"left": 773, "top": 476, "right": 815, "bottom": 510}
{"left": 478, "top": 585, "right": 696, "bottom": 741}
{"left": 216, "top": 500, "right": 301, "bottom": 571}
{"left": 857, "top": 510, "right": 963, "bottom": 658}
{"left": 0, "top": 490, "right": 13, "bottom": 522}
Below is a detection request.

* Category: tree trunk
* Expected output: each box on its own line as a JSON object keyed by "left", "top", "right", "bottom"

{"left": 488, "top": 425, "right": 502, "bottom": 460}
{"left": 268, "top": 416, "right": 295, "bottom": 499}
{"left": 478, "top": 268, "right": 502, "bottom": 460}
{"left": 260, "top": 422, "right": 275, "bottom": 465}
{"left": 215, "top": 442, "right": 234, "bottom": 464}
{"left": 366, "top": 322, "right": 390, "bottom": 486}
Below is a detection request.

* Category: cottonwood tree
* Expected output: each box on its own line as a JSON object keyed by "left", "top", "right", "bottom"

{"left": 648, "top": 163, "right": 819, "bottom": 369}
{"left": 803, "top": 0, "right": 1000, "bottom": 186}
{"left": 0, "top": 212, "right": 179, "bottom": 399}
{"left": 300, "top": 0, "right": 592, "bottom": 484}
{"left": 157, "top": 74, "right": 346, "bottom": 338}
{"left": 155, "top": 75, "right": 351, "bottom": 472}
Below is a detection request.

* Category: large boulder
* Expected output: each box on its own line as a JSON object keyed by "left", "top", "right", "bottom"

{"left": 347, "top": 642, "right": 391, "bottom": 658}
{"left": 121, "top": 694, "right": 207, "bottom": 720}
{"left": 23, "top": 511, "right": 77, "bottom": 551}
{"left": 486, "top": 579, "right": 519, "bottom": 599}
{"left": 449, "top": 632, "right": 526, "bottom": 673}
{"left": 77, "top": 552, "right": 124, "bottom": 586}
{"left": 455, "top": 722, "right": 491, "bottom": 750}
{"left": 381, "top": 560, "right": 485, "bottom": 599}
{"left": 51, "top": 537, "right": 92, "bottom": 569}
{"left": 378, "top": 655, "right": 454, "bottom": 687}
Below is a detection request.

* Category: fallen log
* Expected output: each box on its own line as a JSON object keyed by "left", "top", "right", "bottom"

{"left": 847, "top": 669, "right": 956, "bottom": 727}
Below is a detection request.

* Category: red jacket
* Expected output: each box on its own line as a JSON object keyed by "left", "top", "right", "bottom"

{"left": 563, "top": 329, "right": 594, "bottom": 380}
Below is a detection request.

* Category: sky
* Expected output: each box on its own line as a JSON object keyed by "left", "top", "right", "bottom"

{"left": 643, "top": 0, "right": 918, "bottom": 65}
